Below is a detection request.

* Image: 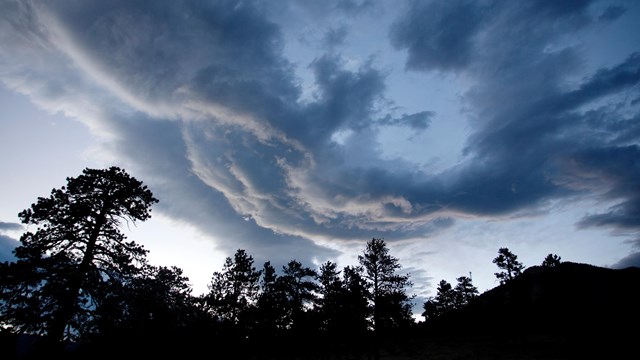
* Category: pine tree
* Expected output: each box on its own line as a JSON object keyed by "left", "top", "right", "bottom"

{"left": 316, "top": 261, "right": 343, "bottom": 334}
{"left": 493, "top": 247, "right": 525, "bottom": 285}
{"left": 0, "top": 167, "right": 157, "bottom": 343}
{"left": 204, "top": 249, "right": 261, "bottom": 325}
{"left": 541, "top": 253, "right": 562, "bottom": 268}
{"left": 358, "top": 238, "right": 414, "bottom": 335}
{"left": 279, "top": 260, "right": 318, "bottom": 330}
{"left": 454, "top": 276, "right": 478, "bottom": 307}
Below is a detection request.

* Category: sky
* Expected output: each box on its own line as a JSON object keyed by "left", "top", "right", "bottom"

{"left": 1, "top": 0, "right": 639, "bottom": 316}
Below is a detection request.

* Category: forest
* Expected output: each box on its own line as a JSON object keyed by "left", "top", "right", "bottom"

{"left": 1, "top": 167, "right": 637, "bottom": 360}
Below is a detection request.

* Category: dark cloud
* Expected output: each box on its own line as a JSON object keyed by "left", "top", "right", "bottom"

{"left": 389, "top": 0, "right": 487, "bottom": 72}
{"left": 0, "top": 222, "right": 22, "bottom": 261}
{"left": 105, "top": 112, "right": 341, "bottom": 268}
{"left": 302, "top": 55, "right": 387, "bottom": 142}
{"left": 598, "top": 4, "right": 627, "bottom": 22}
{"left": 611, "top": 251, "right": 640, "bottom": 269}
{"left": 572, "top": 145, "right": 640, "bottom": 231}
{"left": 562, "top": 52, "right": 640, "bottom": 110}
{"left": 390, "top": 0, "right": 599, "bottom": 73}
{"left": 523, "top": 0, "right": 595, "bottom": 18}
{"left": 44, "top": 0, "right": 297, "bottom": 113}
{"left": 2, "top": 0, "right": 640, "bottom": 274}
{"left": 322, "top": 25, "right": 349, "bottom": 49}
{"left": 388, "top": 0, "right": 640, "bottom": 234}
{"left": 0, "top": 234, "right": 18, "bottom": 262}
{"left": 336, "top": 0, "right": 375, "bottom": 14}
{"left": 378, "top": 111, "right": 434, "bottom": 131}
{"left": 578, "top": 200, "right": 640, "bottom": 229}
{"left": 0, "top": 222, "right": 23, "bottom": 232}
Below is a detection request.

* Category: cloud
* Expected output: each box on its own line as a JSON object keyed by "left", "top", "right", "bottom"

{"left": 1, "top": 0, "right": 640, "bottom": 275}
{"left": 389, "top": 0, "right": 488, "bottom": 72}
{"left": 572, "top": 144, "right": 640, "bottom": 233}
{"left": 378, "top": 111, "right": 434, "bottom": 131}
{"left": 304, "top": 55, "right": 387, "bottom": 135}
{"left": 0, "top": 235, "right": 18, "bottom": 262}
{"left": 322, "top": 25, "right": 349, "bottom": 49}
{"left": 0, "top": 222, "right": 23, "bottom": 232}
{"left": 390, "top": 0, "right": 598, "bottom": 73}
{"left": 336, "top": 0, "right": 375, "bottom": 14}
{"left": 598, "top": 5, "right": 627, "bottom": 22}
{"left": 611, "top": 251, "right": 640, "bottom": 269}
{"left": 0, "top": 222, "right": 21, "bottom": 262}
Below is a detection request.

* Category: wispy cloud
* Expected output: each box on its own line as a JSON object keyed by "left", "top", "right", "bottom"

{"left": 1, "top": 0, "right": 638, "bottom": 276}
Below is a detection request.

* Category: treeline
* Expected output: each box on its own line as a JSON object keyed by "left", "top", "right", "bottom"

{"left": 422, "top": 248, "right": 563, "bottom": 322}
{"left": 0, "top": 167, "right": 415, "bottom": 359}
{"left": 0, "top": 167, "right": 568, "bottom": 359}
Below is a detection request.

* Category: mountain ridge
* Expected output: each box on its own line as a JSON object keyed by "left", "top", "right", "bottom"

{"left": 398, "top": 262, "right": 640, "bottom": 359}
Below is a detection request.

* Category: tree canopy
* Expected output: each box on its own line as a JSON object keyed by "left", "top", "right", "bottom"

{"left": 0, "top": 167, "right": 158, "bottom": 343}
{"left": 492, "top": 247, "right": 525, "bottom": 285}
{"left": 358, "top": 238, "right": 414, "bottom": 334}
{"left": 541, "top": 253, "right": 562, "bottom": 268}
{"left": 1, "top": 167, "right": 590, "bottom": 359}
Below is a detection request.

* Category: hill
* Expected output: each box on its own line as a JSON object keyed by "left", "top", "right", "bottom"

{"left": 390, "top": 262, "right": 640, "bottom": 359}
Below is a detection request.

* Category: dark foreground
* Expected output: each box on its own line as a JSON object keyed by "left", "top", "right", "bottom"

{"left": 4, "top": 262, "right": 638, "bottom": 359}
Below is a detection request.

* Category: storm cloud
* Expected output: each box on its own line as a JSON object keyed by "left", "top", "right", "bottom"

{"left": 0, "top": 222, "right": 21, "bottom": 262}
{"left": 391, "top": 0, "right": 640, "bottom": 238}
{"left": 1, "top": 0, "right": 639, "bottom": 276}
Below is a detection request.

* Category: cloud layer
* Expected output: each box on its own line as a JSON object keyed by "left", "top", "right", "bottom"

{"left": 1, "top": 0, "right": 639, "bottom": 273}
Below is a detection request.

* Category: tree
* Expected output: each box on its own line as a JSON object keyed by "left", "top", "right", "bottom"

{"left": 0, "top": 167, "right": 158, "bottom": 343}
{"left": 278, "top": 260, "right": 318, "bottom": 330}
{"left": 454, "top": 275, "right": 478, "bottom": 307}
{"left": 422, "top": 280, "right": 456, "bottom": 320}
{"left": 422, "top": 275, "right": 478, "bottom": 321}
{"left": 254, "top": 261, "right": 288, "bottom": 333}
{"left": 75, "top": 264, "right": 207, "bottom": 358}
{"left": 252, "top": 260, "right": 290, "bottom": 356}
{"left": 435, "top": 280, "right": 457, "bottom": 311}
{"left": 90, "top": 265, "right": 198, "bottom": 338}
{"left": 340, "top": 265, "right": 370, "bottom": 336}
{"left": 315, "top": 261, "right": 343, "bottom": 334}
{"left": 204, "top": 249, "right": 261, "bottom": 325}
{"left": 541, "top": 253, "right": 562, "bottom": 268}
{"left": 421, "top": 299, "right": 439, "bottom": 321}
{"left": 358, "top": 238, "right": 413, "bottom": 335}
{"left": 493, "top": 247, "right": 525, "bottom": 285}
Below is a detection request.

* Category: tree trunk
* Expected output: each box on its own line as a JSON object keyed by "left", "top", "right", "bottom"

{"left": 48, "top": 205, "right": 109, "bottom": 343}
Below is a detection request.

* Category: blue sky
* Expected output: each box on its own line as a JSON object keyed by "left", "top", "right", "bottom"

{"left": 1, "top": 0, "right": 639, "bottom": 313}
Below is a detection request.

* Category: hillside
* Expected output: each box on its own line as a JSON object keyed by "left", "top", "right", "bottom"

{"left": 392, "top": 262, "right": 640, "bottom": 359}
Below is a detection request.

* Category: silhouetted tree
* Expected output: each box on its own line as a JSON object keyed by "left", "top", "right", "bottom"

{"left": 73, "top": 264, "right": 207, "bottom": 358}
{"left": 454, "top": 275, "right": 478, "bottom": 307}
{"left": 204, "top": 249, "right": 261, "bottom": 326}
{"left": 358, "top": 238, "right": 413, "bottom": 335}
{"left": 423, "top": 275, "right": 478, "bottom": 321}
{"left": 316, "top": 261, "right": 343, "bottom": 334}
{"left": 278, "top": 260, "right": 318, "bottom": 331}
{"left": 542, "top": 253, "right": 562, "bottom": 267}
{"left": 493, "top": 247, "right": 525, "bottom": 285}
{"left": 90, "top": 265, "right": 198, "bottom": 337}
{"left": 422, "top": 279, "right": 456, "bottom": 320}
{"left": 254, "top": 261, "right": 288, "bottom": 331}
{"left": 421, "top": 298, "right": 439, "bottom": 321}
{"left": 340, "top": 265, "right": 370, "bottom": 335}
{"left": 436, "top": 280, "right": 457, "bottom": 311}
{"left": 0, "top": 167, "right": 157, "bottom": 344}
{"left": 252, "top": 260, "right": 289, "bottom": 355}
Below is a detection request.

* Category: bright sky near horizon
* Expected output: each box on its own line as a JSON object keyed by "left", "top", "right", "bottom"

{"left": 1, "top": 0, "right": 639, "bottom": 315}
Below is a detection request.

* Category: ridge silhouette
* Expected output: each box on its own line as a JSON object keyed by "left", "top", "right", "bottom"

{"left": 412, "top": 262, "right": 640, "bottom": 359}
